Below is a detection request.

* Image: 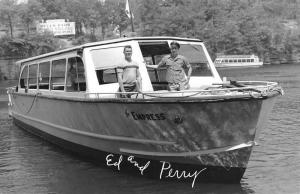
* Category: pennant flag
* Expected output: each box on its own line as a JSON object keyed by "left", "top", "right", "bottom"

{"left": 125, "top": 0, "right": 133, "bottom": 18}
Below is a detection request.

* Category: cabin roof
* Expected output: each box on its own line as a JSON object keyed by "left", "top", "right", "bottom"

{"left": 16, "top": 36, "right": 202, "bottom": 65}
{"left": 216, "top": 54, "right": 257, "bottom": 59}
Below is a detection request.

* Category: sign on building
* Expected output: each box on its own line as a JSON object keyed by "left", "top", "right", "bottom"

{"left": 37, "top": 19, "right": 75, "bottom": 36}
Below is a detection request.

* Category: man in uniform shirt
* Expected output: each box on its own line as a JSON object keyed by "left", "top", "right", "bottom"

{"left": 117, "top": 45, "right": 142, "bottom": 98}
{"left": 146, "top": 41, "right": 192, "bottom": 91}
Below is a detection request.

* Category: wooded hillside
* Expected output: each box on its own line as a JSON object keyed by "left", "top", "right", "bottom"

{"left": 0, "top": 0, "right": 299, "bottom": 63}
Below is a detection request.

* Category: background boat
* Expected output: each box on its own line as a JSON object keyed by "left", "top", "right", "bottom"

{"left": 214, "top": 54, "right": 263, "bottom": 68}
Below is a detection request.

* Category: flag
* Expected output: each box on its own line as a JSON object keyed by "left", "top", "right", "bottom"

{"left": 125, "top": 0, "right": 133, "bottom": 18}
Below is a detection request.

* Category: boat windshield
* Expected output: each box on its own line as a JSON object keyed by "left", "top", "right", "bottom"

{"left": 140, "top": 42, "right": 212, "bottom": 87}
{"left": 180, "top": 44, "right": 212, "bottom": 76}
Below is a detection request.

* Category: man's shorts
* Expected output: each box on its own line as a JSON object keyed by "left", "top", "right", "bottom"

{"left": 118, "top": 84, "right": 137, "bottom": 98}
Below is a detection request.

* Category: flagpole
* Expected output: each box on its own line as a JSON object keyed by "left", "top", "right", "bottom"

{"left": 128, "top": 0, "right": 134, "bottom": 32}
{"left": 130, "top": 13, "right": 134, "bottom": 32}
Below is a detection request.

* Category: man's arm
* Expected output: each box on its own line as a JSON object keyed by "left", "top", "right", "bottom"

{"left": 146, "top": 57, "right": 165, "bottom": 69}
{"left": 117, "top": 70, "right": 125, "bottom": 92}
{"left": 136, "top": 68, "right": 142, "bottom": 92}
{"left": 146, "top": 64, "right": 159, "bottom": 69}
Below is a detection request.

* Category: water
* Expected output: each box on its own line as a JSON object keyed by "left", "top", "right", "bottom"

{"left": 0, "top": 64, "right": 299, "bottom": 194}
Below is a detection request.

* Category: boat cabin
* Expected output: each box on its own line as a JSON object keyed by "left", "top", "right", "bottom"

{"left": 16, "top": 37, "right": 222, "bottom": 98}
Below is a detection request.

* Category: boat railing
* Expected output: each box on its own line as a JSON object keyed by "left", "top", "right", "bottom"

{"left": 85, "top": 81, "right": 283, "bottom": 99}
{"left": 6, "top": 81, "right": 283, "bottom": 99}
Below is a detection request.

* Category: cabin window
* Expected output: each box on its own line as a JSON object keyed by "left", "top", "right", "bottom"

{"left": 233, "top": 59, "right": 237, "bottom": 63}
{"left": 39, "top": 61, "right": 50, "bottom": 90}
{"left": 229, "top": 59, "right": 233, "bottom": 62}
{"left": 28, "top": 64, "right": 38, "bottom": 89}
{"left": 96, "top": 69, "right": 118, "bottom": 84}
{"left": 51, "top": 59, "right": 66, "bottom": 90}
{"left": 148, "top": 55, "right": 168, "bottom": 84}
{"left": 67, "top": 57, "right": 86, "bottom": 91}
{"left": 242, "top": 59, "right": 246, "bottom": 62}
{"left": 91, "top": 47, "right": 124, "bottom": 85}
{"left": 251, "top": 59, "right": 254, "bottom": 62}
{"left": 224, "top": 60, "right": 228, "bottom": 63}
{"left": 139, "top": 41, "right": 170, "bottom": 90}
{"left": 144, "top": 54, "right": 169, "bottom": 88}
{"left": 247, "top": 59, "right": 250, "bottom": 62}
{"left": 150, "top": 54, "right": 168, "bottom": 82}
{"left": 238, "top": 59, "right": 241, "bottom": 62}
{"left": 91, "top": 47, "right": 125, "bottom": 70}
{"left": 139, "top": 42, "right": 213, "bottom": 90}
{"left": 176, "top": 44, "right": 213, "bottom": 77}
{"left": 20, "top": 65, "right": 28, "bottom": 89}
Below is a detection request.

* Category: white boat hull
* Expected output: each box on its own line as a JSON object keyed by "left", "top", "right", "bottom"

{"left": 7, "top": 86, "right": 281, "bottom": 183}
{"left": 215, "top": 62, "right": 263, "bottom": 68}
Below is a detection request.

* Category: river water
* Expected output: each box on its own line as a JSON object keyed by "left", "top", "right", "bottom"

{"left": 0, "top": 64, "right": 299, "bottom": 194}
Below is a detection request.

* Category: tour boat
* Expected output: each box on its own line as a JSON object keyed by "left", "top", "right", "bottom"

{"left": 214, "top": 54, "right": 263, "bottom": 68}
{"left": 7, "top": 37, "right": 283, "bottom": 185}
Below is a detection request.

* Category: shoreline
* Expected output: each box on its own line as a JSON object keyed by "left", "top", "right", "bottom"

{"left": 0, "top": 95, "right": 8, "bottom": 102}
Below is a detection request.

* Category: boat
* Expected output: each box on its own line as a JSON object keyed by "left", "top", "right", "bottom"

{"left": 6, "top": 37, "right": 283, "bottom": 185}
{"left": 214, "top": 54, "right": 263, "bottom": 68}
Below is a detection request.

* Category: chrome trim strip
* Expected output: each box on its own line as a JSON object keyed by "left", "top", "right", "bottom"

{"left": 12, "top": 112, "right": 175, "bottom": 145}
{"left": 120, "top": 141, "right": 255, "bottom": 157}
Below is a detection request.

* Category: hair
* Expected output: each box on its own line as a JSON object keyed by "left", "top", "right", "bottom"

{"left": 123, "top": 45, "right": 132, "bottom": 52}
{"left": 170, "top": 41, "right": 180, "bottom": 49}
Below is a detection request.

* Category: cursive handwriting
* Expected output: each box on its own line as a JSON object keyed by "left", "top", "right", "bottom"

{"left": 105, "top": 154, "right": 150, "bottom": 175}
{"left": 105, "top": 154, "right": 207, "bottom": 188}
{"left": 106, "top": 154, "right": 123, "bottom": 170}
{"left": 127, "top": 156, "right": 150, "bottom": 175}
{"left": 159, "top": 161, "right": 206, "bottom": 188}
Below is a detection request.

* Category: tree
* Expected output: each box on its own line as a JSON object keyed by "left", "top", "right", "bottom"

{"left": 18, "top": 0, "right": 44, "bottom": 35}
{"left": 86, "top": 5, "right": 99, "bottom": 41}
{"left": 0, "top": 32, "right": 61, "bottom": 57}
{"left": 65, "top": 0, "right": 89, "bottom": 36}
{"left": 110, "top": 1, "right": 129, "bottom": 37}
{"left": 138, "top": 0, "right": 163, "bottom": 36}
{"left": 95, "top": 0, "right": 112, "bottom": 40}
{"left": 0, "top": 0, "right": 18, "bottom": 38}
{"left": 38, "top": 0, "right": 63, "bottom": 19}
